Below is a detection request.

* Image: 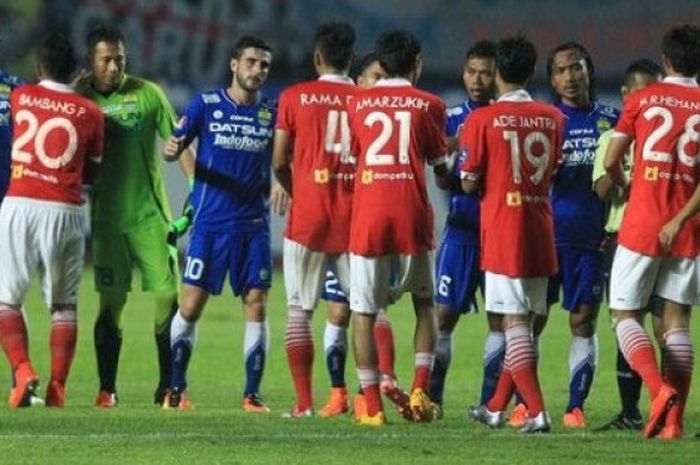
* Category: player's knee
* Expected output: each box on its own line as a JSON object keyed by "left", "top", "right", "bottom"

{"left": 570, "top": 311, "right": 596, "bottom": 337}
{"left": 98, "top": 292, "right": 127, "bottom": 318}
{"left": 487, "top": 312, "right": 505, "bottom": 332}
{"left": 436, "top": 308, "right": 459, "bottom": 332}
{"left": 326, "top": 301, "right": 350, "bottom": 327}
{"left": 244, "top": 288, "right": 267, "bottom": 322}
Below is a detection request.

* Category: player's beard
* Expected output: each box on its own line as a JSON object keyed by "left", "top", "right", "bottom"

{"left": 236, "top": 73, "right": 263, "bottom": 93}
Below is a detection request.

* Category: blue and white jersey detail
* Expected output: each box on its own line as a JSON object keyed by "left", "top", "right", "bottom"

{"left": 444, "top": 99, "right": 485, "bottom": 244}
{"left": 551, "top": 102, "right": 619, "bottom": 249}
{"left": 0, "top": 69, "right": 24, "bottom": 198}
{"left": 180, "top": 89, "right": 277, "bottom": 233}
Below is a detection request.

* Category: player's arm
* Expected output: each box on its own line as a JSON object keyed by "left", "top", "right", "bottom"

{"left": 272, "top": 128, "right": 293, "bottom": 196}
{"left": 592, "top": 131, "right": 619, "bottom": 200}
{"left": 177, "top": 147, "right": 196, "bottom": 189}
{"left": 659, "top": 183, "right": 700, "bottom": 251}
{"left": 459, "top": 116, "right": 482, "bottom": 194}
{"left": 83, "top": 108, "right": 105, "bottom": 186}
{"left": 603, "top": 135, "right": 632, "bottom": 188}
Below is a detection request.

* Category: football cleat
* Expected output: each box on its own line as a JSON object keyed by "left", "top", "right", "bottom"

{"left": 645, "top": 384, "right": 677, "bottom": 439}
{"left": 153, "top": 385, "right": 169, "bottom": 406}
{"left": 658, "top": 424, "right": 683, "bottom": 441}
{"left": 594, "top": 412, "right": 643, "bottom": 432}
{"left": 281, "top": 405, "right": 314, "bottom": 418}
{"left": 563, "top": 407, "right": 586, "bottom": 429}
{"left": 468, "top": 404, "right": 506, "bottom": 428}
{"left": 242, "top": 392, "right": 270, "bottom": 413}
{"left": 380, "top": 377, "right": 411, "bottom": 419}
{"left": 507, "top": 402, "right": 528, "bottom": 428}
{"left": 163, "top": 388, "right": 193, "bottom": 410}
{"left": 319, "top": 387, "right": 349, "bottom": 417}
{"left": 9, "top": 364, "right": 41, "bottom": 408}
{"left": 352, "top": 393, "right": 367, "bottom": 418}
{"left": 408, "top": 388, "right": 434, "bottom": 423}
{"left": 354, "top": 411, "right": 387, "bottom": 426}
{"left": 95, "top": 390, "right": 119, "bottom": 408}
{"left": 519, "top": 410, "right": 551, "bottom": 434}
{"left": 45, "top": 380, "right": 65, "bottom": 408}
{"left": 432, "top": 401, "right": 444, "bottom": 420}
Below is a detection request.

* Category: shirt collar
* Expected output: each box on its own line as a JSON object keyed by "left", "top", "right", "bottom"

{"left": 663, "top": 76, "right": 699, "bottom": 88}
{"left": 318, "top": 74, "right": 355, "bottom": 85}
{"left": 374, "top": 78, "right": 412, "bottom": 88}
{"left": 38, "top": 80, "right": 73, "bottom": 93}
{"left": 497, "top": 89, "right": 533, "bottom": 103}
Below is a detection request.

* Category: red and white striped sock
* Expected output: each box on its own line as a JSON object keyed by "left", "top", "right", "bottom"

{"left": 357, "top": 366, "right": 382, "bottom": 416}
{"left": 49, "top": 309, "right": 77, "bottom": 384}
{"left": 374, "top": 311, "right": 396, "bottom": 379}
{"left": 506, "top": 323, "right": 544, "bottom": 417}
{"left": 662, "top": 328, "right": 693, "bottom": 428}
{"left": 487, "top": 356, "right": 514, "bottom": 412}
{"left": 412, "top": 352, "right": 435, "bottom": 392}
{"left": 0, "top": 304, "right": 31, "bottom": 371}
{"left": 616, "top": 318, "right": 663, "bottom": 398}
{"left": 284, "top": 307, "right": 314, "bottom": 410}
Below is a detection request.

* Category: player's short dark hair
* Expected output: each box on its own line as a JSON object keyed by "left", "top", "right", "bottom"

{"left": 313, "top": 22, "right": 355, "bottom": 71}
{"left": 375, "top": 29, "right": 421, "bottom": 77}
{"left": 547, "top": 41, "right": 597, "bottom": 99}
{"left": 354, "top": 52, "right": 379, "bottom": 77}
{"left": 495, "top": 35, "right": 536, "bottom": 85}
{"left": 37, "top": 32, "right": 77, "bottom": 83}
{"left": 231, "top": 36, "right": 272, "bottom": 60}
{"left": 662, "top": 24, "right": 700, "bottom": 77}
{"left": 86, "top": 25, "right": 125, "bottom": 55}
{"left": 465, "top": 40, "right": 496, "bottom": 62}
{"left": 623, "top": 59, "right": 663, "bottom": 86}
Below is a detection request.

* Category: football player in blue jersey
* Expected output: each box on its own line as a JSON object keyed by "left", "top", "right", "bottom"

{"left": 0, "top": 66, "right": 24, "bottom": 202}
{"left": 430, "top": 40, "right": 496, "bottom": 418}
{"left": 161, "top": 36, "right": 276, "bottom": 412}
{"left": 543, "top": 42, "right": 620, "bottom": 429}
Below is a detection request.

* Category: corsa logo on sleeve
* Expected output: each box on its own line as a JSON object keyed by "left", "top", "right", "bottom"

{"left": 506, "top": 191, "right": 522, "bottom": 207}
{"left": 361, "top": 170, "right": 374, "bottom": 184}
{"left": 314, "top": 168, "right": 329, "bottom": 184}
{"left": 644, "top": 166, "right": 659, "bottom": 181}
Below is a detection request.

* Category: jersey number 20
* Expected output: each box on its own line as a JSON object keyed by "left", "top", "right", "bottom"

{"left": 12, "top": 109, "right": 79, "bottom": 169}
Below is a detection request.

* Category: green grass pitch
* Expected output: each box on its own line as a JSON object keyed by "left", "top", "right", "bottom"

{"left": 1, "top": 268, "right": 700, "bottom": 464}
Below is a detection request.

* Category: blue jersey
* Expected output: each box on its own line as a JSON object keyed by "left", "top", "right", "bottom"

{"left": 443, "top": 99, "right": 485, "bottom": 244}
{"left": 551, "top": 102, "right": 619, "bottom": 249}
{"left": 179, "top": 89, "right": 277, "bottom": 233}
{"left": 0, "top": 69, "right": 24, "bottom": 199}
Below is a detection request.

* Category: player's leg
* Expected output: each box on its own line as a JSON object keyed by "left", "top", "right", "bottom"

{"left": 349, "top": 253, "right": 389, "bottom": 425}
{"left": 480, "top": 312, "right": 505, "bottom": 406}
{"left": 127, "top": 222, "right": 180, "bottom": 404}
{"left": 0, "top": 200, "right": 38, "bottom": 407}
{"left": 610, "top": 245, "right": 676, "bottom": 438}
{"left": 375, "top": 309, "right": 396, "bottom": 381}
{"left": 235, "top": 229, "right": 273, "bottom": 412}
{"left": 430, "top": 305, "right": 458, "bottom": 414}
{"left": 282, "top": 239, "right": 325, "bottom": 417}
{"left": 92, "top": 230, "right": 131, "bottom": 406}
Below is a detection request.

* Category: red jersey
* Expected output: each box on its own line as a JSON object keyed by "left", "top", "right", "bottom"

{"left": 276, "top": 75, "right": 358, "bottom": 253}
{"left": 615, "top": 78, "right": 700, "bottom": 257}
{"left": 7, "top": 81, "right": 103, "bottom": 205}
{"left": 348, "top": 79, "right": 447, "bottom": 256}
{"left": 460, "top": 90, "right": 563, "bottom": 278}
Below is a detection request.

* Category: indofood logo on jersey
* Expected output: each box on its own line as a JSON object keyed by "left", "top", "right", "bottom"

{"left": 209, "top": 121, "right": 273, "bottom": 151}
{"left": 562, "top": 128, "right": 597, "bottom": 166}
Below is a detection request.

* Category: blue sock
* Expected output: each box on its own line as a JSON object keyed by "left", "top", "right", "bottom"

{"left": 430, "top": 330, "right": 452, "bottom": 405}
{"left": 480, "top": 331, "right": 505, "bottom": 405}
{"left": 324, "top": 322, "right": 347, "bottom": 388}
{"left": 566, "top": 335, "right": 598, "bottom": 412}
{"left": 244, "top": 321, "right": 267, "bottom": 396}
{"left": 170, "top": 311, "right": 196, "bottom": 391}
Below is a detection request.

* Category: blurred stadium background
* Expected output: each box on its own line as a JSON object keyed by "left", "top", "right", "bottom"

{"left": 2, "top": 0, "right": 700, "bottom": 253}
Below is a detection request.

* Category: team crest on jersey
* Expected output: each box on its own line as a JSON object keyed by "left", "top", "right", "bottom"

{"left": 0, "top": 84, "right": 10, "bottom": 96}
{"left": 596, "top": 119, "right": 612, "bottom": 132}
{"left": 257, "top": 108, "right": 273, "bottom": 126}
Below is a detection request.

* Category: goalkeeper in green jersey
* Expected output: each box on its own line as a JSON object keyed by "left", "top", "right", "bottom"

{"left": 79, "top": 25, "right": 195, "bottom": 407}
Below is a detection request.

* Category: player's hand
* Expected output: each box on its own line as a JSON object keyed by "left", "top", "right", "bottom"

{"left": 167, "top": 202, "right": 194, "bottom": 247}
{"left": 659, "top": 218, "right": 682, "bottom": 252}
{"left": 270, "top": 183, "right": 290, "bottom": 216}
{"left": 163, "top": 117, "right": 187, "bottom": 162}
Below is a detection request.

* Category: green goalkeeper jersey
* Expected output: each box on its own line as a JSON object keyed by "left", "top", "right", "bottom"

{"left": 81, "top": 74, "right": 176, "bottom": 233}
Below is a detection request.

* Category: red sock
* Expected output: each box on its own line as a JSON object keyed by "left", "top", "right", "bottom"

{"left": 412, "top": 352, "right": 434, "bottom": 392}
{"left": 49, "top": 311, "right": 78, "bottom": 384}
{"left": 358, "top": 367, "right": 382, "bottom": 416}
{"left": 506, "top": 324, "right": 544, "bottom": 417}
{"left": 487, "top": 361, "right": 515, "bottom": 412}
{"left": 616, "top": 319, "right": 663, "bottom": 398}
{"left": 662, "top": 328, "right": 694, "bottom": 428}
{"left": 0, "top": 306, "right": 30, "bottom": 371}
{"left": 285, "top": 309, "right": 314, "bottom": 410}
{"left": 374, "top": 311, "right": 395, "bottom": 378}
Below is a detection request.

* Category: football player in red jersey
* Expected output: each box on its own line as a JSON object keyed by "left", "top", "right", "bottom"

{"left": 347, "top": 30, "right": 450, "bottom": 425}
{"left": 273, "top": 22, "right": 360, "bottom": 418}
{"left": 0, "top": 33, "right": 104, "bottom": 408}
{"left": 605, "top": 24, "right": 700, "bottom": 440}
{"left": 461, "top": 35, "right": 564, "bottom": 433}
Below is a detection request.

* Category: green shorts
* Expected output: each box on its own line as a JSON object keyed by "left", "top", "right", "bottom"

{"left": 92, "top": 221, "right": 179, "bottom": 293}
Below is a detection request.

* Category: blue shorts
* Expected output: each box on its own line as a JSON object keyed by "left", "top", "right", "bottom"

{"left": 547, "top": 246, "right": 604, "bottom": 311}
{"left": 434, "top": 240, "right": 482, "bottom": 314}
{"left": 183, "top": 229, "right": 272, "bottom": 296}
{"left": 322, "top": 268, "right": 349, "bottom": 304}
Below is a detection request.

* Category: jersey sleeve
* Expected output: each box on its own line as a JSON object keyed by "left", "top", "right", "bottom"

{"left": 149, "top": 82, "right": 178, "bottom": 140}
{"left": 459, "top": 114, "right": 485, "bottom": 180}
{"left": 179, "top": 95, "right": 206, "bottom": 149}
{"left": 614, "top": 93, "right": 640, "bottom": 139}
{"left": 445, "top": 106, "right": 464, "bottom": 138}
{"left": 275, "top": 89, "right": 295, "bottom": 135}
{"left": 427, "top": 100, "right": 448, "bottom": 166}
{"left": 592, "top": 129, "right": 612, "bottom": 183}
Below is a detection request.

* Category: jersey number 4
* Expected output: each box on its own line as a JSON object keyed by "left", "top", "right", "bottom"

{"left": 12, "top": 110, "right": 79, "bottom": 169}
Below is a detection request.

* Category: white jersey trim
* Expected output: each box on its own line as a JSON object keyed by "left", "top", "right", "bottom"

{"left": 38, "top": 80, "right": 74, "bottom": 93}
